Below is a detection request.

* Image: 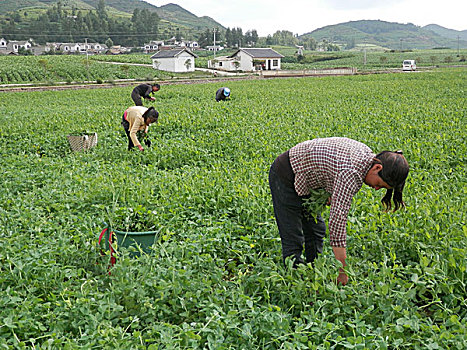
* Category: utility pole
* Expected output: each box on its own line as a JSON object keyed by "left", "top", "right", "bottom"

{"left": 457, "top": 35, "right": 460, "bottom": 56}
{"left": 85, "top": 37, "right": 89, "bottom": 82}
{"left": 213, "top": 28, "right": 216, "bottom": 59}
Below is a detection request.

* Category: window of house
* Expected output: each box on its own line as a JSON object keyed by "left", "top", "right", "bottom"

{"left": 273, "top": 59, "right": 279, "bottom": 67}
{"left": 219, "top": 62, "right": 223, "bottom": 66}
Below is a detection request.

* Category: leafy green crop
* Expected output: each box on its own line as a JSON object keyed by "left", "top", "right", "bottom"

{"left": 303, "top": 189, "right": 330, "bottom": 221}
{"left": 0, "top": 68, "right": 465, "bottom": 349}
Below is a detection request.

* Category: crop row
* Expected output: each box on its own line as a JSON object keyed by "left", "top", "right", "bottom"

{"left": 0, "top": 56, "right": 157, "bottom": 84}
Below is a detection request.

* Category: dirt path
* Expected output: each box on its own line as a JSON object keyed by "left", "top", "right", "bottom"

{"left": 0, "top": 75, "right": 259, "bottom": 93}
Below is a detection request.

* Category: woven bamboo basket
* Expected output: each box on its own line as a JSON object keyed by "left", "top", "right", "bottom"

{"left": 67, "top": 133, "right": 98, "bottom": 152}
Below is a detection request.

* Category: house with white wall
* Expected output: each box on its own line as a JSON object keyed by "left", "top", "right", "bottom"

{"left": 206, "top": 45, "right": 224, "bottom": 52}
{"left": 228, "top": 48, "right": 284, "bottom": 72}
{"left": 6, "top": 40, "right": 32, "bottom": 53}
{"left": 180, "top": 41, "right": 199, "bottom": 49}
{"left": 143, "top": 41, "right": 164, "bottom": 53}
{"left": 208, "top": 55, "right": 240, "bottom": 71}
{"left": 58, "top": 43, "right": 80, "bottom": 53}
{"left": 151, "top": 48, "right": 198, "bottom": 73}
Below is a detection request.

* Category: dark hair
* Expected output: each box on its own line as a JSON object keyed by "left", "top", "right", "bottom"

{"left": 142, "top": 107, "right": 159, "bottom": 123}
{"left": 372, "top": 151, "right": 409, "bottom": 211}
{"left": 152, "top": 83, "right": 160, "bottom": 89}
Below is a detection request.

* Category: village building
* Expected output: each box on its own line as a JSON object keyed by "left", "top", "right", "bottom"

{"left": 231, "top": 48, "right": 284, "bottom": 71}
{"left": 208, "top": 48, "right": 284, "bottom": 72}
{"left": 30, "top": 45, "right": 51, "bottom": 56}
{"left": 208, "top": 55, "right": 240, "bottom": 71}
{"left": 206, "top": 45, "right": 224, "bottom": 52}
{"left": 6, "top": 40, "right": 32, "bottom": 53}
{"left": 0, "top": 38, "right": 7, "bottom": 50}
{"left": 150, "top": 48, "right": 198, "bottom": 73}
{"left": 180, "top": 41, "right": 199, "bottom": 49}
{"left": 143, "top": 41, "right": 165, "bottom": 53}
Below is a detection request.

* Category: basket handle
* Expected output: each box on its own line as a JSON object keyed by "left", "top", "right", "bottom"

{"left": 98, "top": 224, "right": 116, "bottom": 268}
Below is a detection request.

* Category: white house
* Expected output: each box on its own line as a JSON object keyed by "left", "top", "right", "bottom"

{"left": 6, "top": 40, "right": 32, "bottom": 53}
{"left": 0, "top": 38, "right": 7, "bottom": 49}
{"left": 143, "top": 41, "right": 164, "bottom": 53}
{"left": 58, "top": 43, "right": 81, "bottom": 53}
{"left": 206, "top": 45, "right": 224, "bottom": 52}
{"left": 151, "top": 48, "right": 198, "bottom": 73}
{"left": 180, "top": 41, "right": 199, "bottom": 49}
{"left": 228, "top": 48, "right": 284, "bottom": 72}
{"left": 208, "top": 55, "right": 240, "bottom": 71}
{"left": 31, "top": 45, "right": 51, "bottom": 56}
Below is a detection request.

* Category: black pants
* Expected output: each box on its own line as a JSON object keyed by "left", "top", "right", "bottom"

{"left": 269, "top": 165, "right": 326, "bottom": 267}
{"left": 131, "top": 91, "right": 143, "bottom": 106}
{"left": 121, "top": 114, "right": 134, "bottom": 150}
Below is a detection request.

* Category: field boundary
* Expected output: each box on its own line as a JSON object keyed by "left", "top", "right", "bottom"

{"left": 1, "top": 65, "right": 462, "bottom": 93}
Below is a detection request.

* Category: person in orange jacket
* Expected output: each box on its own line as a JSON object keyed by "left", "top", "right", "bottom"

{"left": 121, "top": 106, "right": 158, "bottom": 151}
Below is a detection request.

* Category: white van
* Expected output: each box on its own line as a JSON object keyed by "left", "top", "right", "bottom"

{"left": 402, "top": 60, "right": 416, "bottom": 71}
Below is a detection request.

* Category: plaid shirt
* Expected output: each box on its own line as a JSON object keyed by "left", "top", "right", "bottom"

{"left": 289, "top": 137, "right": 375, "bottom": 247}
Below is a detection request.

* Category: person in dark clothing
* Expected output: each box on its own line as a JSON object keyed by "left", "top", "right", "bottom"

{"left": 131, "top": 83, "right": 160, "bottom": 106}
{"left": 215, "top": 87, "right": 231, "bottom": 102}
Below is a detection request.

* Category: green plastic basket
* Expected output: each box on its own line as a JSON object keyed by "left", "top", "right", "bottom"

{"left": 99, "top": 223, "right": 158, "bottom": 258}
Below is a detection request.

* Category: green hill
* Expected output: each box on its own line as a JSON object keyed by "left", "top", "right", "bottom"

{"left": 300, "top": 20, "right": 467, "bottom": 50}
{"left": 423, "top": 24, "right": 467, "bottom": 42}
{"left": 0, "top": 0, "right": 224, "bottom": 35}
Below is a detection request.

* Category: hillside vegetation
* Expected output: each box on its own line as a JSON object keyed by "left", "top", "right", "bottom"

{"left": 300, "top": 20, "right": 467, "bottom": 50}
{"left": 0, "top": 0, "right": 224, "bottom": 44}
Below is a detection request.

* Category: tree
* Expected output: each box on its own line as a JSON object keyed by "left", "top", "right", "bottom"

{"left": 346, "top": 38, "right": 356, "bottom": 50}
{"left": 197, "top": 29, "right": 212, "bottom": 48}
{"left": 97, "top": 0, "right": 108, "bottom": 21}
{"left": 302, "top": 37, "right": 317, "bottom": 50}
{"left": 245, "top": 30, "right": 258, "bottom": 47}
{"left": 153, "top": 60, "right": 161, "bottom": 70}
{"left": 105, "top": 37, "right": 113, "bottom": 48}
{"left": 184, "top": 59, "right": 192, "bottom": 71}
{"left": 233, "top": 60, "right": 240, "bottom": 72}
{"left": 225, "top": 27, "right": 233, "bottom": 47}
{"left": 271, "top": 30, "right": 298, "bottom": 46}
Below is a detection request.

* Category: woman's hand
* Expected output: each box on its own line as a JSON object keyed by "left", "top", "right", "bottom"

{"left": 137, "top": 145, "right": 144, "bottom": 151}
{"left": 337, "top": 268, "right": 348, "bottom": 286}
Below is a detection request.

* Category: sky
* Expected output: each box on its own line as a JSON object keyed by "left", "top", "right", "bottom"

{"left": 147, "top": 0, "right": 466, "bottom": 36}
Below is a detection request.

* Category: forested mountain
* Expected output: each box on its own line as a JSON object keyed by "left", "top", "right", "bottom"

{"left": 423, "top": 24, "right": 467, "bottom": 42}
{"left": 300, "top": 20, "right": 467, "bottom": 50}
{"left": 0, "top": 0, "right": 224, "bottom": 46}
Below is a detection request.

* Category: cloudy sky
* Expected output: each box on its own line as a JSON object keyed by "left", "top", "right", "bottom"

{"left": 147, "top": 0, "right": 466, "bottom": 36}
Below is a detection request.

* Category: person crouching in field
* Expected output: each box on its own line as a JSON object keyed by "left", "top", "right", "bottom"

{"left": 121, "top": 106, "right": 159, "bottom": 151}
{"left": 268, "top": 137, "right": 409, "bottom": 285}
{"left": 131, "top": 83, "right": 160, "bottom": 106}
{"left": 215, "top": 87, "right": 231, "bottom": 102}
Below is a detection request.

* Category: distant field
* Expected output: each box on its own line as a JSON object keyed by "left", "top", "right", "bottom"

{"left": 0, "top": 68, "right": 465, "bottom": 348}
{"left": 0, "top": 49, "right": 465, "bottom": 85}
{"left": 278, "top": 49, "right": 467, "bottom": 70}
{"left": 0, "top": 55, "right": 212, "bottom": 85}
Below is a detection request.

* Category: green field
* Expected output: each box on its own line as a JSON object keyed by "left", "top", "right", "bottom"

{"left": 1, "top": 49, "right": 466, "bottom": 85}
{"left": 0, "top": 55, "right": 212, "bottom": 85}
{"left": 0, "top": 68, "right": 466, "bottom": 348}
{"left": 279, "top": 48, "right": 467, "bottom": 70}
